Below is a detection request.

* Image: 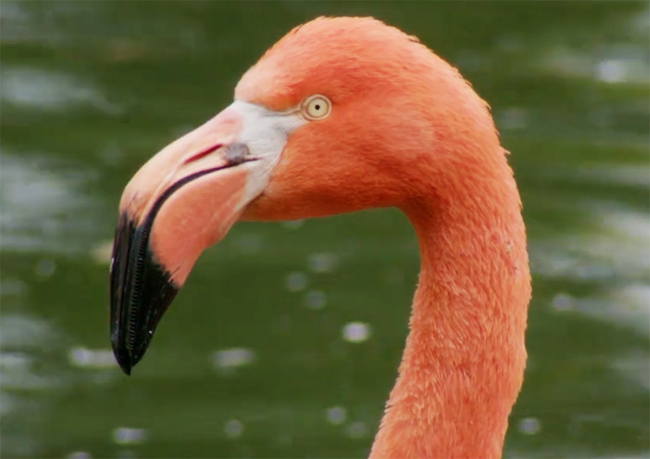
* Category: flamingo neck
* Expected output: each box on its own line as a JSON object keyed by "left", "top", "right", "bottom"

{"left": 369, "top": 163, "right": 531, "bottom": 459}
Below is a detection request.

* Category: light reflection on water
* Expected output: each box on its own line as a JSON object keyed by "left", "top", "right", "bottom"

{"left": 1, "top": 67, "right": 119, "bottom": 114}
{"left": 0, "top": 153, "right": 99, "bottom": 254}
{"left": 211, "top": 348, "right": 256, "bottom": 373}
{"left": 68, "top": 347, "right": 118, "bottom": 370}
{"left": 532, "top": 206, "right": 649, "bottom": 281}
{"left": 0, "top": 314, "right": 59, "bottom": 457}
{"left": 0, "top": 1, "right": 648, "bottom": 458}
{"left": 570, "top": 165, "right": 650, "bottom": 188}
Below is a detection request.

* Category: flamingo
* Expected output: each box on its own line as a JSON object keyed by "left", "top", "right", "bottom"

{"left": 109, "top": 16, "right": 531, "bottom": 459}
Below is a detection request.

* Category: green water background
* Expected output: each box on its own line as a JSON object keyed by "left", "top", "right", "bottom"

{"left": 1, "top": 2, "right": 648, "bottom": 458}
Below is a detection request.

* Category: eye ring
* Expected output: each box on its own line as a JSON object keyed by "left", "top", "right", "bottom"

{"left": 302, "top": 95, "right": 331, "bottom": 121}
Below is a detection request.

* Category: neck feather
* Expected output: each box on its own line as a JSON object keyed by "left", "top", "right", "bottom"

{"left": 369, "top": 157, "right": 531, "bottom": 459}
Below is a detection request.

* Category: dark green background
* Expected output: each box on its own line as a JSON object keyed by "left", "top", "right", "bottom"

{"left": 1, "top": 1, "right": 648, "bottom": 458}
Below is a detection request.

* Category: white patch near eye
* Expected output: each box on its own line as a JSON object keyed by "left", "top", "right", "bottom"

{"left": 227, "top": 100, "right": 306, "bottom": 207}
{"left": 302, "top": 95, "right": 331, "bottom": 120}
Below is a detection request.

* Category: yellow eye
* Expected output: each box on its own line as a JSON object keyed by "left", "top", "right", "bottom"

{"left": 302, "top": 95, "right": 331, "bottom": 120}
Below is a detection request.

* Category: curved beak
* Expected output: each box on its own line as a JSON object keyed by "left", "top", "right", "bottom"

{"left": 109, "top": 101, "right": 301, "bottom": 374}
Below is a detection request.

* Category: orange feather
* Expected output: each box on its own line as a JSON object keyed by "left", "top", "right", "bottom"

{"left": 114, "top": 16, "right": 531, "bottom": 459}
{"left": 240, "top": 17, "right": 531, "bottom": 458}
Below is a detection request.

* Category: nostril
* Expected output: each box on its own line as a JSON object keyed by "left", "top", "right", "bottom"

{"left": 183, "top": 143, "right": 250, "bottom": 166}
{"left": 184, "top": 144, "right": 223, "bottom": 164}
{"left": 224, "top": 143, "right": 250, "bottom": 165}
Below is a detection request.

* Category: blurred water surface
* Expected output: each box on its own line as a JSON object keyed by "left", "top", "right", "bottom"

{"left": 1, "top": 2, "right": 648, "bottom": 458}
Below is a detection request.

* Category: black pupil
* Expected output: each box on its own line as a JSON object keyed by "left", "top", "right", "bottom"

{"left": 314, "top": 104, "right": 320, "bottom": 110}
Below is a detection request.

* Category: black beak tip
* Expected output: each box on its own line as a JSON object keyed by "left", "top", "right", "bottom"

{"left": 118, "top": 361, "right": 132, "bottom": 376}
{"left": 111, "top": 337, "right": 133, "bottom": 375}
{"left": 110, "top": 212, "right": 180, "bottom": 378}
{"left": 111, "top": 331, "right": 152, "bottom": 376}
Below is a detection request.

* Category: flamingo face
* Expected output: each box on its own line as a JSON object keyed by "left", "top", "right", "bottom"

{"left": 110, "top": 16, "right": 489, "bottom": 374}
{"left": 110, "top": 100, "right": 307, "bottom": 373}
{"left": 109, "top": 17, "right": 530, "bottom": 457}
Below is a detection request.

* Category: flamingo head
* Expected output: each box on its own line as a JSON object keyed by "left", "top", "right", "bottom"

{"left": 110, "top": 16, "right": 497, "bottom": 374}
